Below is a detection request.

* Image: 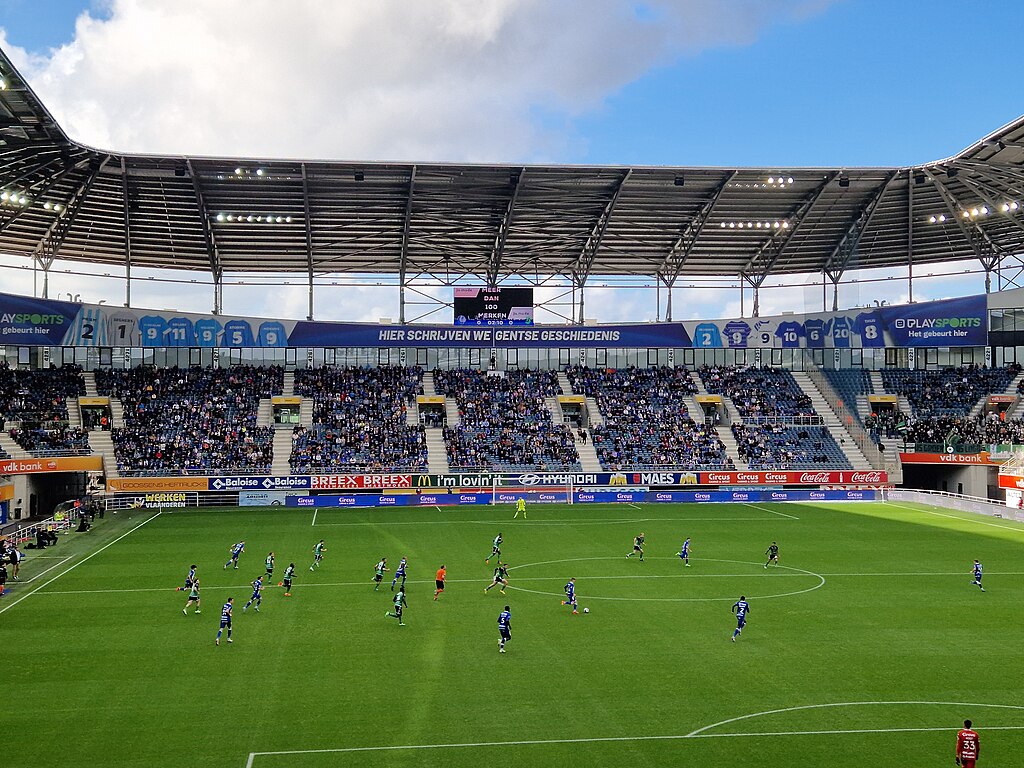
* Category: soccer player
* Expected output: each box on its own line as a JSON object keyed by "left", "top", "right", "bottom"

{"left": 386, "top": 587, "right": 407, "bottom": 626}
{"left": 224, "top": 541, "right": 245, "bottom": 570}
{"left": 627, "top": 532, "right": 645, "bottom": 561}
{"left": 764, "top": 541, "right": 779, "bottom": 569}
{"left": 176, "top": 564, "right": 197, "bottom": 592}
{"left": 486, "top": 533, "right": 503, "bottom": 564}
{"left": 391, "top": 557, "right": 408, "bottom": 591}
{"left": 484, "top": 562, "right": 509, "bottom": 594}
{"left": 679, "top": 537, "right": 691, "bottom": 566}
{"left": 561, "top": 577, "right": 579, "bottom": 614}
{"left": 373, "top": 558, "right": 388, "bottom": 590}
{"left": 310, "top": 540, "right": 326, "bottom": 571}
{"left": 972, "top": 559, "right": 986, "bottom": 592}
{"left": 182, "top": 578, "right": 201, "bottom": 614}
{"left": 0, "top": 562, "right": 7, "bottom": 596}
{"left": 243, "top": 575, "right": 264, "bottom": 612}
{"left": 281, "top": 563, "right": 296, "bottom": 596}
{"left": 956, "top": 719, "right": 980, "bottom": 767}
{"left": 514, "top": 497, "right": 527, "bottom": 519}
{"left": 434, "top": 564, "right": 446, "bottom": 600}
{"left": 264, "top": 552, "right": 275, "bottom": 582}
{"left": 731, "top": 595, "right": 749, "bottom": 641}
{"left": 215, "top": 598, "right": 234, "bottom": 646}
{"left": 498, "top": 605, "right": 512, "bottom": 653}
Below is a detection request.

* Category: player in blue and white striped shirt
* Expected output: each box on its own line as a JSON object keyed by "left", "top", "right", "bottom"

{"left": 243, "top": 576, "right": 263, "bottom": 612}
{"left": 176, "top": 564, "right": 197, "bottom": 592}
{"left": 224, "top": 541, "right": 245, "bottom": 570}
{"left": 972, "top": 560, "right": 985, "bottom": 592}
{"left": 732, "top": 596, "right": 749, "bottom": 642}
{"left": 391, "top": 557, "right": 407, "bottom": 591}
{"left": 215, "top": 598, "right": 233, "bottom": 645}
{"left": 497, "top": 606, "right": 511, "bottom": 652}
{"left": 678, "top": 537, "right": 691, "bottom": 566}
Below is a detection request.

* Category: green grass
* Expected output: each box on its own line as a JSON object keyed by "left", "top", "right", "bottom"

{"left": 5, "top": 500, "right": 1024, "bottom": 767}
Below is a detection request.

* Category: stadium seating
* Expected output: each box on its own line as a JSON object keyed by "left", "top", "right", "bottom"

{"left": 822, "top": 369, "right": 871, "bottom": 424}
{"left": 435, "top": 368, "right": 580, "bottom": 471}
{"left": 901, "top": 413, "right": 1024, "bottom": 447}
{"left": 699, "top": 365, "right": 816, "bottom": 419}
{"left": 0, "top": 363, "right": 89, "bottom": 454}
{"left": 291, "top": 366, "right": 427, "bottom": 473}
{"left": 565, "top": 365, "right": 732, "bottom": 470}
{"left": 97, "top": 366, "right": 281, "bottom": 475}
{"left": 881, "top": 366, "right": 1015, "bottom": 418}
{"left": 732, "top": 423, "right": 853, "bottom": 470}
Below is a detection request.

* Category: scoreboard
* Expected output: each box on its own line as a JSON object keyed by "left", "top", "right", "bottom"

{"left": 453, "top": 287, "right": 534, "bottom": 326}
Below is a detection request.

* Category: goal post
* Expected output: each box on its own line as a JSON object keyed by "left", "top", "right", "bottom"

{"left": 491, "top": 478, "right": 575, "bottom": 505}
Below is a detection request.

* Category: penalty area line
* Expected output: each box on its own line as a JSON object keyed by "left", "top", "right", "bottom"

{"left": 0, "top": 511, "right": 162, "bottom": 616}
{"left": 311, "top": 510, "right": 317, "bottom": 527}
{"left": 743, "top": 502, "right": 799, "bottom": 520}
{"left": 244, "top": 724, "right": 1024, "bottom": 765}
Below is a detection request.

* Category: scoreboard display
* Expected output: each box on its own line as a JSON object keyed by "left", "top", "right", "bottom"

{"left": 453, "top": 287, "right": 534, "bottom": 326}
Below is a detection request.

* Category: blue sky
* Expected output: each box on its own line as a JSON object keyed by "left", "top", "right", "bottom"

{"left": 0, "top": 1, "right": 1019, "bottom": 321}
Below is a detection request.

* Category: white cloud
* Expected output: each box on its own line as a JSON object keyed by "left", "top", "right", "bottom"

{"left": 4, "top": 0, "right": 833, "bottom": 163}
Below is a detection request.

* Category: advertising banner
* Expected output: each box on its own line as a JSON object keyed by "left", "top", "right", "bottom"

{"left": 0, "top": 456, "right": 103, "bottom": 475}
{"left": 0, "top": 289, "right": 993, "bottom": 350}
{"left": 107, "top": 476, "right": 210, "bottom": 492}
{"left": 126, "top": 492, "right": 199, "bottom": 509}
{"left": 898, "top": 452, "right": 994, "bottom": 465}
{"left": 698, "top": 470, "right": 888, "bottom": 485}
{"left": 239, "top": 491, "right": 306, "bottom": 506}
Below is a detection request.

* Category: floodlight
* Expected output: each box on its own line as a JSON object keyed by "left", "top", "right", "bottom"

{"left": 216, "top": 213, "right": 225, "bottom": 222}
{"left": 929, "top": 216, "right": 937, "bottom": 223}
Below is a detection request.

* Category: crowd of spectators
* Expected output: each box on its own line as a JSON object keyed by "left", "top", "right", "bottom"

{"left": 732, "top": 423, "right": 852, "bottom": 469}
{"left": 436, "top": 368, "right": 580, "bottom": 471}
{"left": 291, "top": 366, "right": 427, "bottom": 473}
{"left": 10, "top": 425, "right": 90, "bottom": 455}
{"left": 0, "top": 362, "right": 89, "bottom": 453}
{"left": 864, "top": 410, "right": 907, "bottom": 441}
{"left": 900, "top": 412, "right": 1024, "bottom": 447}
{"left": 881, "top": 365, "right": 1019, "bottom": 418}
{"left": 699, "top": 365, "right": 816, "bottom": 420}
{"left": 565, "top": 365, "right": 732, "bottom": 469}
{"left": 97, "top": 366, "right": 281, "bottom": 475}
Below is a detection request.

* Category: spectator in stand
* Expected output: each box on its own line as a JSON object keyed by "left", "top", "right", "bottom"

{"left": 0, "top": 362, "right": 88, "bottom": 453}
{"left": 290, "top": 366, "right": 427, "bottom": 473}
{"left": 436, "top": 368, "right": 580, "bottom": 471}
{"left": 699, "top": 365, "right": 815, "bottom": 419}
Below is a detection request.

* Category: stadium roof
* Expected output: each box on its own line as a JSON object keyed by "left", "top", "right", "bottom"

{"left": 1, "top": 46, "right": 1023, "bottom": 305}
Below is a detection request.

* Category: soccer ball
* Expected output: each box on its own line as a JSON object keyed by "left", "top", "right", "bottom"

{"left": 583, "top": 607, "right": 589, "bottom": 613}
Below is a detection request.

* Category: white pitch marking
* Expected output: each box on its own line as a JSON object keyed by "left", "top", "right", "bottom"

{"left": 885, "top": 501, "right": 1024, "bottom": 534}
{"left": 0, "top": 512, "right": 162, "bottom": 615}
{"left": 685, "top": 700, "right": 1024, "bottom": 738}
{"left": 743, "top": 502, "right": 799, "bottom": 520}
{"left": 23, "top": 555, "right": 74, "bottom": 583}
{"left": 627, "top": 503, "right": 642, "bottom": 509}
{"left": 243, "top": 699, "right": 1024, "bottom": 766}
{"left": 311, "top": 510, "right": 317, "bottom": 527}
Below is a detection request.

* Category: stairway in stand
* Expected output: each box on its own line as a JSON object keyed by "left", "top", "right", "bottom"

{"left": 0, "top": 432, "right": 29, "bottom": 459}
{"left": 89, "top": 430, "right": 120, "bottom": 479}
{"left": 790, "top": 371, "right": 873, "bottom": 469}
{"left": 271, "top": 430, "right": 293, "bottom": 476}
{"left": 282, "top": 371, "right": 295, "bottom": 397}
{"left": 575, "top": 431, "right": 603, "bottom": 473}
{"left": 425, "top": 429, "right": 450, "bottom": 473}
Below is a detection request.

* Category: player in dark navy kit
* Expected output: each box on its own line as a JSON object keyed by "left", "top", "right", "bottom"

{"left": 627, "top": 533, "right": 645, "bottom": 561}
{"left": 678, "top": 538, "right": 691, "bottom": 566}
{"left": 732, "top": 596, "right": 749, "bottom": 642}
{"left": 972, "top": 560, "right": 986, "bottom": 592}
{"left": 224, "top": 541, "right": 245, "bottom": 570}
{"left": 484, "top": 562, "right": 509, "bottom": 594}
{"left": 391, "top": 557, "right": 408, "bottom": 591}
{"left": 764, "top": 541, "right": 779, "bottom": 569}
{"left": 176, "top": 564, "right": 197, "bottom": 592}
{"left": 561, "top": 577, "right": 579, "bottom": 614}
{"left": 497, "top": 606, "right": 512, "bottom": 652}
{"left": 243, "top": 576, "right": 264, "bottom": 612}
{"left": 386, "top": 587, "right": 407, "bottom": 626}
{"left": 486, "top": 533, "right": 503, "bottom": 564}
{"left": 215, "top": 598, "right": 234, "bottom": 645}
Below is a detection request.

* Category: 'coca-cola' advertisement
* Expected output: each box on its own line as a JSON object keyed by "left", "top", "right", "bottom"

{"left": 698, "top": 470, "right": 886, "bottom": 486}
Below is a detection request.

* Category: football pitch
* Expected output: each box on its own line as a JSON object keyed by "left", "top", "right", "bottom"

{"left": 4, "top": 499, "right": 1024, "bottom": 767}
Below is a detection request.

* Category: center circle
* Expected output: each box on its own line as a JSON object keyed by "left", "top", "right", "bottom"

{"left": 503, "top": 556, "right": 825, "bottom": 602}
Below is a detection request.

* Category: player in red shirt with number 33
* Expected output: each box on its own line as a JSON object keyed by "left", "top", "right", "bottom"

{"left": 956, "top": 720, "right": 980, "bottom": 768}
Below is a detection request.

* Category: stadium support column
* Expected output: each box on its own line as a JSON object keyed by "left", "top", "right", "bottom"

{"left": 398, "top": 166, "right": 417, "bottom": 324}
{"left": 302, "top": 163, "right": 315, "bottom": 320}
{"left": 122, "top": 157, "right": 133, "bottom": 307}
{"left": 907, "top": 169, "right": 914, "bottom": 303}
{"left": 820, "top": 172, "right": 896, "bottom": 312}
{"left": 188, "top": 159, "right": 223, "bottom": 314}
{"left": 573, "top": 169, "right": 631, "bottom": 323}
{"left": 926, "top": 170, "right": 1004, "bottom": 294}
